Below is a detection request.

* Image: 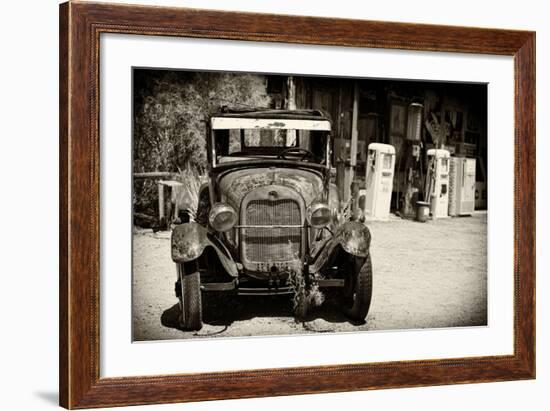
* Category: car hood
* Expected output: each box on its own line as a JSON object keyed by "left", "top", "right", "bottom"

{"left": 219, "top": 167, "right": 324, "bottom": 209}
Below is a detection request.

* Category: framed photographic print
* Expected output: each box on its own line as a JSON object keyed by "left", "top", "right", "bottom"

{"left": 59, "top": 1, "right": 535, "bottom": 409}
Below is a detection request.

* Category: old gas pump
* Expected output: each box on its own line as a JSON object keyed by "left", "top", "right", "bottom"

{"left": 449, "top": 157, "right": 476, "bottom": 216}
{"left": 425, "top": 149, "right": 450, "bottom": 219}
{"left": 363, "top": 143, "right": 396, "bottom": 220}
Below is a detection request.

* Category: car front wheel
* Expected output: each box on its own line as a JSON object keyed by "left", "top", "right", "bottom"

{"left": 178, "top": 263, "right": 203, "bottom": 331}
{"left": 342, "top": 253, "right": 373, "bottom": 322}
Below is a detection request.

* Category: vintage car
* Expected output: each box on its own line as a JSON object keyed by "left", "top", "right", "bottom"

{"left": 171, "top": 109, "right": 372, "bottom": 330}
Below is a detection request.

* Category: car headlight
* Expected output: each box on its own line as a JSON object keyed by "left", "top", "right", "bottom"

{"left": 208, "top": 203, "right": 237, "bottom": 232}
{"left": 306, "top": 202, "right": 331, "bottom": 228}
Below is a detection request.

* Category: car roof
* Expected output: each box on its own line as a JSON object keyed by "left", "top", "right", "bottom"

{"left": 211, "top": 109, "right": 332, "bottom": 131}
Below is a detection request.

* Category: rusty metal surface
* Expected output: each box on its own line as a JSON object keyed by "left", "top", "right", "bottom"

{"left": 171, "top": 222, "right": 207, "bottom": 262}
{"left": 219, "top": 167, "right": 324, "bottom": 210}
{"left": 337, "top": 221, "right": 372, "bottom": 256}
{"left": 171, "top": 222, "right": 238, "bottom": 277}
{"left": 239, "top": 185, "right": 305, "bottom": 272}
{"left": 310, "top": 221, "right": 371, "bottom": 273}
{"left": 242, "top": 197, "right": 302, "bottom": 263}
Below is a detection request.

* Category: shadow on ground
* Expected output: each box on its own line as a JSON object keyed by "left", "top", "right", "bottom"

{"left": 160, "top": 292, "right": 361, "bottom": 333}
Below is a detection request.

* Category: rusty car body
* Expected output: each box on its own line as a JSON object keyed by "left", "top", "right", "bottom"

{"left": 171, "top": 109, "right": 373, "bottom": 330}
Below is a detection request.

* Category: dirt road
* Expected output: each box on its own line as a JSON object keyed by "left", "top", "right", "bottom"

{"left": 132, "top": 212, "right": 487, "bottom": 341}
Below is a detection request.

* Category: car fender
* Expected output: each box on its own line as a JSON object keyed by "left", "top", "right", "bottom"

{"left": 310, "top": 221, "right": 371, "bottom": 273}
{"left": 171, "top": 222, "right": 238, "bottom": 277}
{"left": 335, "top": 220, "right": 371, "bottom": 257}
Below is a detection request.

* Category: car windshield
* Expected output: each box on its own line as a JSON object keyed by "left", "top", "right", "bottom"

{"left": 214, "top": 128, "right": 329, "bottom": 166}
{"left": 241, "top": 129, "right": 298, "bottom": 149}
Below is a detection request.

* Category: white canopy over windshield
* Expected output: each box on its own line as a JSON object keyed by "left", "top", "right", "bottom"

{"left": 211, "top": 117, "right": 331, "bottom": 131}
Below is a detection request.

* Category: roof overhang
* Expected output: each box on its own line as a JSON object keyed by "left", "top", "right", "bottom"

{"left": 211, "top": 117, "right": 331, "bottom": 131}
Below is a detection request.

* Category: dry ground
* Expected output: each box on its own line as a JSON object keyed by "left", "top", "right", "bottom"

{"left": 132, "top": 212, "right": 487, "bottom": 341}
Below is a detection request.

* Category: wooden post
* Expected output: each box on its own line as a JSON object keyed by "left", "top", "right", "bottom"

{"left": 345, "top": 81, "right": 360, "bottom": 203}
{"left": 439, "top": 93, "right": 446, "bottom": 149}
{"left": 336, "top": 161, "right": 346, "bottom": 202}
{"left": 158, "top": 182, "right": 165, "bottom": 226}
{"left": 336, "top": 84, "right": 344, "bottom": 201}
{"left": 286, "top": 76, "right": 296, "bottom": 110}
{"left": 351, "top": 181, "right": 360, "bottom": 220}
{"left": 134, "top": 171, "right": 173, "bottom": 179}
{"left": 430, "top": 93, "right": 446, "bottom": 217}
{"left": 286, "top": 76, "right": 297, "bottom": 146}
{"left": 350, "top": 81, "right": 359, "bottom": 169}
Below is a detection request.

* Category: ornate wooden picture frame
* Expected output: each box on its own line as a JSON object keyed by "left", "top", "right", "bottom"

{"left": 59, "top": 1, "right": 535, "bottom": 408}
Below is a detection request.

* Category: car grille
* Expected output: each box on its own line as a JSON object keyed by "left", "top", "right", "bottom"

{"left": 242, "top": 199, "right": 302, "bottom": 263}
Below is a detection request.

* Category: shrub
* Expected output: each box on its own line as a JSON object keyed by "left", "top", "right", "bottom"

{"left": 133, "top": 70, "right": 271, "bottom": 216}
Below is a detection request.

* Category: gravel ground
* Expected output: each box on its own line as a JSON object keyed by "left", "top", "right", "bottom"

{"left": 132, "top": 212, "right": 487, "bottom": 341}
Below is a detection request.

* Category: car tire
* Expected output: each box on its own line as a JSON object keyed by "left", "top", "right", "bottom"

{"left": 294, "top": 289, "right": 308, "bottom": 321}
{"left": 292, "top": 271, "right": 308, "bottom": 320}
{"left": 342, "top": 252, "right": 373, "bottom": 322}
{"left": 179, "top": 265, "right": 203, "bottom": 331}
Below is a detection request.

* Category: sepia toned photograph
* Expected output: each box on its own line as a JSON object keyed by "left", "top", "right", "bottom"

{"left": 132, "top": 68, "right": 488, "bottom": 341}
